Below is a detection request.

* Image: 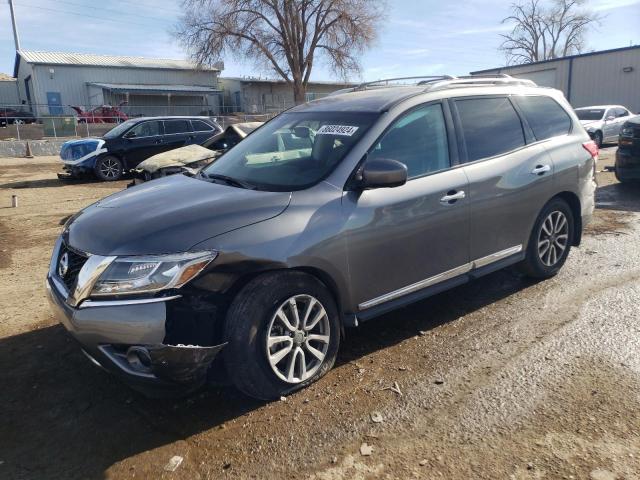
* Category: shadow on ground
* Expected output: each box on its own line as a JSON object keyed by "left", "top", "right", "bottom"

{"left": 0, "top": 268, "right": 534, "bottom": 480}
{"left": 596, "top": 182, "right": 640, "bottom": 213}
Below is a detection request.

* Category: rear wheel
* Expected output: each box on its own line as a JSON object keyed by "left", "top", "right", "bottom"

{"left": 94, "top": 155, "right": 123, "bottom": 181}
{"left": 519, "top": 198, "right": 574, "bottom": 279}
{"left": 223, "top": 271, "right": 340, "bottom": 400}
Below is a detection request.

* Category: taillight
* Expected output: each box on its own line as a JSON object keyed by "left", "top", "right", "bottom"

{"left": 582, "top": 140, "right": 599, "bottom": 161}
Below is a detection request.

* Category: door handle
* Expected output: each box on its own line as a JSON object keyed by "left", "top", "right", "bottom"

{"left": 531, "top": 164, "right": 551, "bottom": 175}
{"left": 440, "top": 190, "right": 466, "bottom": 205}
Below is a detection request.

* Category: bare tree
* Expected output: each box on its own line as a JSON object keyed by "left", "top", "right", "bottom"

{"left": 499, "top": 0, "right": 601, "bottom": 65}
{"left": 177, "top": 0, "right": 385, "bottom": 104}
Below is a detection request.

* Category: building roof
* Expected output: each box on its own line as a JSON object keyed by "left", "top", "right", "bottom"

{"left": 0, "top": 73, "right": 15, "bottom": 81}
{"left": 471, "top": 44, "right": 640, "bottom": 74}
{"left": 17, "top": 51, "right": 220, "bottom": 71}
{"left": 89, "top": 83, "right": 221, "bottom": 95}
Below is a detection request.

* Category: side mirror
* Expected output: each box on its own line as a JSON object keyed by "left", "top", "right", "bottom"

{"left": 358, "top": 158, "right": 407, "bottom": 189}
{"left": 293, "top": 126, "right": 311, "bottom": 139}
{"left": 124, "top": 131, "right": 136, "bottom": 139}
{"left": 605, "top": 116, "right": 615, "bottom": 122}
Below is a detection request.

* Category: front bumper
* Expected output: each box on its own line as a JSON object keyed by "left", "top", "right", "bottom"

{"left": 58, "top": 157, "right": 97, "bottom": 179}
{"left": 46, "top": 239, "right": 226, "bottom": 391}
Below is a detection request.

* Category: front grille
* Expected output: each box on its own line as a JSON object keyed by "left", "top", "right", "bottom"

{"left": 57, "top": 244, "right": 89, "bottom": 292}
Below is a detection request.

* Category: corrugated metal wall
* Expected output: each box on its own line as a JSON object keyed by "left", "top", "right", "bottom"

{"left": 473, "top": 48, "right": 640, "bottom": 113}
{"left": 571, "top": 49, "right": 640, "bottom": 112}
{"left": 0, "top": 80, "right": 20, "bottom": 106}
{"left": 17, "top": 64, "right": 219, "bottom": 116}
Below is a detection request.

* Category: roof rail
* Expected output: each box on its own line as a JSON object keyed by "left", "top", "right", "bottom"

{"left": 426, "top": 74, "right": 537, "bottom": 91}
{"left": 354, "top": 75, "right": 456, "bottom": 91}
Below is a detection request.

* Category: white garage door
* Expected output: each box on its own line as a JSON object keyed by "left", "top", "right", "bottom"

{"left": 512, "top": 69, "right": 557, "bottom": 88}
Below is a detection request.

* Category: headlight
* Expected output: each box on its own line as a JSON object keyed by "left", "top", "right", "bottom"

{"left": 91, "top": 251, "right": 217, "bottom": 297}
{"left": 586, "top": 127, "right": 595, "bottom": 133}
{"left": 621, "top": 127, "right": 633, "bottom": 137}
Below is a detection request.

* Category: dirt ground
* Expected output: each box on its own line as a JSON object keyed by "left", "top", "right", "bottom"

{"left": 1, "top": 147, "right": 639, "bottom": 480}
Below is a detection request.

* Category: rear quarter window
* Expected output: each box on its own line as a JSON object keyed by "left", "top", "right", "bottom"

{"left": 454, "top": 97, "right": 526, "bottom": 162}
{"left": 515, "top": 95, "right": 571, "bottom": 141}
{"left": 192, "top": 120, "right": 215, "bottom": 132}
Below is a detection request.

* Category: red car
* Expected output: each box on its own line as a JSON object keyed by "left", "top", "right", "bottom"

{"left": 70, "top": 101, "right": 128, "bottom": 124}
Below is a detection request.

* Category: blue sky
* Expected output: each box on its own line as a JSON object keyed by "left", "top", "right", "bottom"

{"left": 0, "top": 0, "right": 638, "bottom": 80}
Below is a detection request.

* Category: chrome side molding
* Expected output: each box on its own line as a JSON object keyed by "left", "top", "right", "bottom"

{"left": 358, "top": 244, "right": 523, "bottom": 311}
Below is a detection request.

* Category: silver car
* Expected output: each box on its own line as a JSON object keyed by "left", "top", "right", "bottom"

{"left": 47, "top": 75, "right": 597, "bottom": 400}
{"left": 574, "top": 105, "right": 635, "bottom": 147}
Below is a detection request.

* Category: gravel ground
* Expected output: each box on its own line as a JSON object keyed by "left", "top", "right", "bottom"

{"left": 0, "top": 147, "right": 639, "bottom": 480}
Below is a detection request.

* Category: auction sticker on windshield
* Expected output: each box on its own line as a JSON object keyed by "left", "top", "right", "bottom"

{"left": 316, "top": 125, "right": 359, "bottom": 136}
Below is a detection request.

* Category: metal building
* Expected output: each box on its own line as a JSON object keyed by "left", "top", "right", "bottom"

{"left": 12, "top": 51, "right": 223, "bottom": 117}
{"left": 471, "top": 45, "right": 640, "bottom": 113}
{"left": 219, "top": 77, "right": 354, "bottom": 113}
{"left": 0, "top": 72, "right": 19, "bottom": 106}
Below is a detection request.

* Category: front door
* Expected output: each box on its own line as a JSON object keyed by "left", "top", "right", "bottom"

{"left": 452, "top": 96, "right": 554, "bottom": 261}
{"left": 343, "top": 102, "right": 470, "bottom": 311}
{"left": 122, "top": 120, "right": 166, "bottom": 166}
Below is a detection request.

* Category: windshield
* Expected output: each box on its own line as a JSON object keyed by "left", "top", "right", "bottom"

{"left": 575, "top": 109, "right": 604, "bottom": 121}
{"left": 102, "top": 119, "right": 137, "bottom": 139}
{"left": 201, "top": 112, "right": 378, "bottom": 191}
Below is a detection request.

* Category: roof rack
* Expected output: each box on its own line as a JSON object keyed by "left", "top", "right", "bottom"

{"left": 354, "top": 75, "right": 456, "bottom": 91}
{"left": 328, "top": 74, "right": 537, "bottom": 98}
{"left": 426, "top": 74, "right": 537, "bottom": 90}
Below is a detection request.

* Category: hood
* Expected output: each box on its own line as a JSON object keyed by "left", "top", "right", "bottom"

{"left": 66, "top": 174, "right": 291, "bottom": 255}
{"left": 137, "top": 144, "right": 217, "bottom": 173}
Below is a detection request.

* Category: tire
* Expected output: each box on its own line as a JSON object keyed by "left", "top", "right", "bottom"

{"left": 94, "top": 155, "right": 123, "bottom": 181}
{"left": 593, "top": 131, "right": 603, "bottom": 149}
{"left": 614, "top": 167, "right": 629, "bottom": 183}
{"left": 223, "top": 271, "right": 340, "bottom": 400}
{"left": 518, "top": 198, "right": 574, "bottom": 279}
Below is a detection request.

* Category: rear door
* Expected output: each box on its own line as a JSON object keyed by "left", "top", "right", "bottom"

{"left": 122, "top": 120, "right": 165, "bottom": 166}
{"left": 452, "top": 95, "right": 554, "bottom": 264}
{"left": 343, "top": 102, "right": 470, "bottom": 311}
{"left": 163, "top": 119, "right": 194, "bottom": 150}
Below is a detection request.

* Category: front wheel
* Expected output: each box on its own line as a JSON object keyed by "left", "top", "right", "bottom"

{"left": 593, "top": 131, "right": 603, "bottom": 148}
{"left": 518, "top": 198, "right": 574, "bottom": 279}
{"left": 94, "top": 155, "right": 123, "bottom": 181}
{"left": 223, "top": 271, "right": 340, "bottom": 400}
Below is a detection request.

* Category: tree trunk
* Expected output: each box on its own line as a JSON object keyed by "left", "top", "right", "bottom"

{"left": 293, "top": 80, "right": 306, "bottom": 105}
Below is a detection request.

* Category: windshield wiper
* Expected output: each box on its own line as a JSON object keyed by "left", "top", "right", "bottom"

{"left": 203, "top": 172, "right": 257, "bottom": 190}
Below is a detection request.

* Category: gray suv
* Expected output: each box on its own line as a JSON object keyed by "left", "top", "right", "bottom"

{"left": 47, "top": 75, "right": 597, "bottom": 400}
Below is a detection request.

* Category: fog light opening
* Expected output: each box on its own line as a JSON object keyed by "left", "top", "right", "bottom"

{"left": 126, "top": 346, "right": 152, "bottom": 373}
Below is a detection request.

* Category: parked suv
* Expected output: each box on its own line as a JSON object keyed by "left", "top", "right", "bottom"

{"left": 47, "top": 75, "right": 597, "bottom": 400}
{"left": 615, "top": 116, "right": 640, "bottom": 182}
{"left": 574, "top": 105, "right": 635, "bottom": 147}
{"left": 58, "top": 116, "right": 221, "bottom": 181}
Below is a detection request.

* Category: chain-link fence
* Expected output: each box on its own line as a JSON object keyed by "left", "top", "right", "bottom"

{"left": 0, "top": 104, "right": 281, "bottom": 141}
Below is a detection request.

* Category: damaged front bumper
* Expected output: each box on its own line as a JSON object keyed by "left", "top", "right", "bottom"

{"left": 46, "top": 275, "right": 226, "bottom": 390}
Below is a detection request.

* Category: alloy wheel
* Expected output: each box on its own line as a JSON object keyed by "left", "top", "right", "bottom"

{"left": 265, "top": 294, "right": 330, "bottom": 384}
{"left": 537, "top": 210, "right": 569, "bottom": 267}
{"left": 100, "top": 158, "right": 121, "bottom": 179}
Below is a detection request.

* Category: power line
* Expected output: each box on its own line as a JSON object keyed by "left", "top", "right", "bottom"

{"left": 41, "top": 0, "right": 178, "bottom": 23}
{"left": 13, "top": 1, "right": 178, "bottom": 27}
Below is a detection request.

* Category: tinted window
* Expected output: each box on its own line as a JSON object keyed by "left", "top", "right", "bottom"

{"left": 192, "top": 120, "right": 215, "bottom": 132}
{"left": 575, "top": 109, "right": 604, "bottom": 121}
{"left": 516, "top": 95, "right": 571, "bottom": 140}
{"left": 455, "top": 97, "right": 525, "bottom": 161}
{"left": 164, "top": 120, "right": 192, "bottom": 134}
{"left": 369, "top": 103, "right": 449, "bottom": 178}
{"left": 129, "top": 121, "right": 162, "bottom": 137}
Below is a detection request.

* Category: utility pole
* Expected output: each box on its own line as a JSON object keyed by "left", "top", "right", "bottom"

{"left": 8, "top": 0, "right": 22, "bottom": 52}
